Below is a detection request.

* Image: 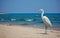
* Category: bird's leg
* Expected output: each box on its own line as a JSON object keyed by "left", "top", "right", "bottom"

{"left": 45, "top": 25, "right": 47, "bottom": 34}
{"left": 50, "top": 26, "right": 53, "bottom": 32}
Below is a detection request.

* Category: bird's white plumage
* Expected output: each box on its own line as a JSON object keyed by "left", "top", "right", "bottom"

{"left": 40, "top": 9, "right": 52, "bottom": 27}
{"left": 42, "top": 16, "right": 52, "bottom": 27}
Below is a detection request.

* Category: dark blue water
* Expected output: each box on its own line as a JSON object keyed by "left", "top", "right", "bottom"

{"left": 0, "top": 13, "right": 60, "bottom": 26}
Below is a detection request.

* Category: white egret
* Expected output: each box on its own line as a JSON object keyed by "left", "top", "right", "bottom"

{"left": 39, "top": 9, "right": 53, "bottom": 34}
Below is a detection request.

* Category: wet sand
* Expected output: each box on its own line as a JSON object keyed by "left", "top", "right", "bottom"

{"left": 0, "top": 24, "right": 60, "bottom": 38}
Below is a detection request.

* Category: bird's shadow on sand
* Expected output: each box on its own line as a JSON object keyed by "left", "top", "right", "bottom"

{"left": 36, "top": 32, "right": 48, "bottom": 35}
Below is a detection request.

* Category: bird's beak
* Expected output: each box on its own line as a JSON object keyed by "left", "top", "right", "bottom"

{"left": 37, "top": 9, "right": 44, "bottom": 13}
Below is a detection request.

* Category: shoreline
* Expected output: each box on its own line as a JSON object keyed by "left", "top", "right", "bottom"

{"left": 0, "top": 23, "right": 60, "bottom": 31}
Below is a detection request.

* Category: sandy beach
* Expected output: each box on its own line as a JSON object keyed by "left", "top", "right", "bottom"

{"left": 0, "top": 24, "right": 60, "bottom": 38}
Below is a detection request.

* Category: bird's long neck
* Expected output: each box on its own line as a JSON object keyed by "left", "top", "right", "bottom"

{"left": 41, "top": 10, "right": 44, "bottom": 17}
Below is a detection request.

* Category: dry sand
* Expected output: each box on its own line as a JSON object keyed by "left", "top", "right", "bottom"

{"left": 0, "top": 24, "right": 60, "bottom": 38}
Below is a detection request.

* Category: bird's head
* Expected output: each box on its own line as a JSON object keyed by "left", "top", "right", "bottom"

{"left": 37, "top": 9, "right": 44, "bottom": 13}
{"left": 40, "top": 9, "right": 44, "bottom": 13}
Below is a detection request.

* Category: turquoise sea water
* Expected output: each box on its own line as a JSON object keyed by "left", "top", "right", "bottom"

{"left": 0, "top": 13, "right": 60, "bottom": 29}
